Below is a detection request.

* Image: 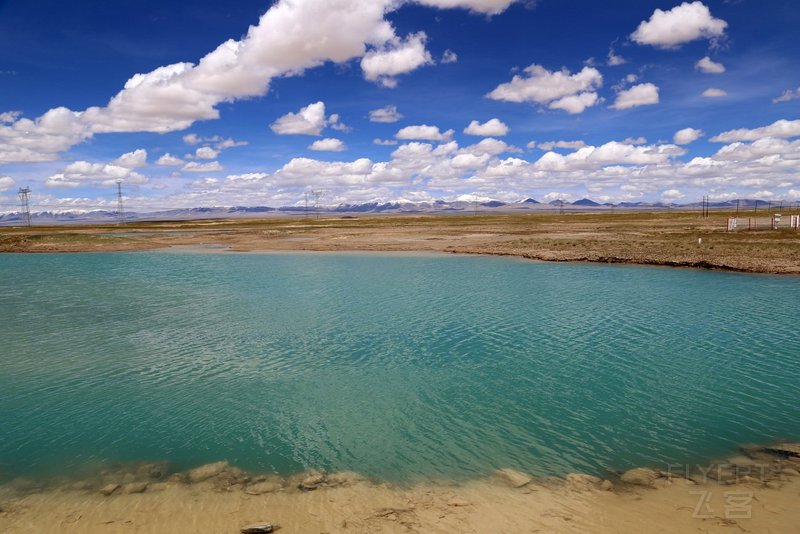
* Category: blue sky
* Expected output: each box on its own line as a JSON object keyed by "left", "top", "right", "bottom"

{"left": 1, "top": 0, "right": 799, "bottom": 211}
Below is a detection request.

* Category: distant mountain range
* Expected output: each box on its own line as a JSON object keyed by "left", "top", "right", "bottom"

{"left": 0, "top": 198, "right": 792, "bottom": 225}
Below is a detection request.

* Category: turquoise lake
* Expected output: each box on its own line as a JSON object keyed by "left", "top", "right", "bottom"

{"left": 1, "top": 251, "right": 799, "bottom": 483}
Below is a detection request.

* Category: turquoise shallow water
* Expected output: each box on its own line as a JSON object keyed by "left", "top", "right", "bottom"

{"left": 1, "top": 251, "right": 799, "bottom": 482}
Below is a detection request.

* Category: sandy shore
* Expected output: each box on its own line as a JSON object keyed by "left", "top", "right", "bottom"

{"left": 2, "top": 211, "right": 799, "bottom": 274}
{"left": 2, "top": 445, "right": 799, "bottom": 533}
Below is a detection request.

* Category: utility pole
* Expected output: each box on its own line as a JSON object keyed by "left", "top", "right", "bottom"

{"left": 18, "top": 187, "right": 32, "bottom": 227}
{"left": 735, "top": 198, "right": 740, "bottom": 217}
{"left": 116, "top": 180, "right": 125, "bottom": 224}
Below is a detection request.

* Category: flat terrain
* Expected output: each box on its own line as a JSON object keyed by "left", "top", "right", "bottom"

{"left": 1, "top": 210, "right": 799, "bottom": 273}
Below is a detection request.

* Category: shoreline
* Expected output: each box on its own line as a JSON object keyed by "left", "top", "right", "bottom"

{"left": 1, "top": 211, "right": 799, "bottom": 275}
{"left": 2, "top": 443, "right": 798, "bottom": 533}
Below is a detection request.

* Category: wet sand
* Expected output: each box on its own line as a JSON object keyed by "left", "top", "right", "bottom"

{"left": 2, "top": 452, "right": 799, "bottom": 534}
{"left": 2, "top": 211, "right": 799, "bottom": 274}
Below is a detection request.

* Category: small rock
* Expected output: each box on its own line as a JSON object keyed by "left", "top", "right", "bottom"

{"left": 620, "top": 468, "right": 659, "bottom": 487}
{"left": 245, "top": 481, "right": 283, "bottom": 495}
{"left": 136, "top": 462, "right": 168, "bottom": 480}
{"left": 600, "top": 480, "right": 614, "bottom": 491}
{"left": 188, "top": 461, "right": 229, "bottom": 483}
{"left": 447, "top": 498, "right": 471, "bottom": 507}
{"left": 71, "top": 480, "right": 92, "bottom": 491}
{"left": 122, "top": 482, "right": 148, "bottom": 494}
{"left": 99, "top": 483, "right": 120, "bottom": 496}
{"left": 495, "top": 468, "right": 533, "bottom": 488}
{"left": 299, "top": 471, "right": 326, "bottom": 491}
{"left": 763, "top": 443, "right": 800, "bottom": 458}
{"left": 765, "top": 481, "right": 783, "bottom": 490}
{"left": 240, "top": 523, "right": 274, "bottom": 534}
{"left": 780, "top": 468, "right": 799, "bottom": 477}
{"left": 121, "top": 473, "right": 136, "bottom": 484}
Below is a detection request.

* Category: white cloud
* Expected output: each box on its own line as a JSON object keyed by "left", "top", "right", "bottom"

{"left": 111, "top": 148, "right": 148, "bottom": 169}
{"left": 487, "top": 65, "right": 602, "bottom": 113}
{"left": 396, "top": 125, "right": 454, "bottom": 141}
{"left": 661, "top": 189, "right": 684, "bottom": 200}
{"left": 369, "top": 105, "right": 403, "bottom": 123}
{"left": 464, "top": 118, "right": 509, "bottom": 136}
{"left": 461, "top": 138, "right": 519, "bottom": 156}
{"left": 45, "top": 153, "right": 149, "bottom": 188}
{"left": 711, "top": 119, "right": 800, "bottom": 142}
{"left": 195, "top": 146, "right": 219, "bottom": 159}
{"left": 631, "top": 1, "right": 727, "bottom": 49}
{"left": 441, "top": 49, "right": 458, "bottom": 64}
{"left": 673, "top": 127, "right": 704, "bottom": 145}
{"left": 537, "top": 140, "right": 586, "bottom": 151}
{"left": 309, "top": 138, "right": 347, "bottom": 151}
{"left": 416, "top": 0, "right": 519, "bottom": 15}
{"left": 183, "top": 133, "right": 202, "bottom": 145}
{"left": 702, "top": 88, "right": 727, "bottom": 98}
{"left": 182, "top": 161, "right": 223, "bottom": 172}
{"left": 188, "top": 178, "right": 220, "bottom": 190}
{"left": 216, "top": 138, "right": 248, "bottom": 150}
{"left": 612, "top": 83, "right": 659, "bottom": 110}
{"left": 0, "top": 176, "right": 15, "bottom": 191}
{"left": 156, "top": 153, "right": 184, "bottom": 166}
{"left": 607, "top": 49, "right": 626, "bottom": 66}
{"left": 360, "top": 32, "right": 433, "bottom": 88}
{"left": 0, "top": 0, "right": 520, "bottom": 163}
{"left": 373, "top": 138, "right": 399, "bottom": 146}
{"left": 549, "top": 92, "right": 599, "bottom": 114}
{"left": 0, "top": 111, "right": 21, "bottom": 123}
{"left": 773, "top": 87, "right": 800, "bottom": 104}
{"left": 695, "top": 56, "right": 725, "bottom": 74}
{"left": 271, "top": 101, "right": 329, "bottom": 135}
{"left": 621, "top": 136, "right": 648, "bottom": 145}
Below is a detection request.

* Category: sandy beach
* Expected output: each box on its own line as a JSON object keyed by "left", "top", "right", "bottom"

{"left": 1, "top": 211, "right": 799, "bottom": 274}
{"left": 2, "top": 445, "right": 799, "bottom": 533}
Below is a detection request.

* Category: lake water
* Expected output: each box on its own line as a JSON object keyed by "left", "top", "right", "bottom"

{"left": 1, "top": 251, "right": 798, "bottom": 483}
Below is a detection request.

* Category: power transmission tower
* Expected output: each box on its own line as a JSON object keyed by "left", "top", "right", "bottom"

{"left": 116, "top": 180, "right": 125, "bottom": 224}
{"left": 311, "top": 190, "right": 323, "bottom": 219}
{"left": 18, "top": 187, "right": 32, "bottom": 227}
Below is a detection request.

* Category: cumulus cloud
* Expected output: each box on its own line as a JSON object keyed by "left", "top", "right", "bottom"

{"left": 45, "top": 152, "right": 149, "bottom": 188}
{"left": 607, "top": 48, "right": 626, "bottom": 66}
{"left": 464, "top": 118, "right": 509, "bottom": 136}
{"left": 661, "top": 189, "right": 684, "bottom": 200}
{"left": 0, "top": 0, "right": 521, "bottom": 163}
{"left": 416, "top": 0, "right": 519, "bottom": 15}
{"left": 695, "top": 56, "right": 725, "bottom": 74}
{"left": 487, "top": 65, "right": 603, "bottom": 114}
{"left": 360, "top": 32, "right": 433, "bottom": 88}
{"left": 441, "top": 49, "right": 458, "bottom": 64}
{"left": 271, "top": 101, "right": 330, "bottom": 135}
{"left": 396, "top": 124, "right": 454, "bottom": 141}
{"left": 195, "top": 146, "right": 219, "bottom": 159}
{"left": 0, "top": 176, "right": 15, "bottom": 192}
{"left": 309, "top": 138, "right": 347, "bottom": 151}
{"left": 612, "top": 83, "right": 659, "bottom": 110}
{"left": 537, "top": 140, "right": 586, "bottom": 151}
{"left": 182, "top": 161, "right": 223, "bottom": 172}
{"left": 711, "top": 119, "right": 800, "bottom": 142}
{"left": 156, "top": 153, "right": 184, "bottom": 166}
{"left": 773, "top": 87, "right": 800, "bottom": 104}
{"left": 631, "top": 1, "right": 727, "bottom": 49}
{"left": 0, "top": 111, "right": 21, "bottom": 123}
{"left": 111, "top": 148, "right": 148, "bottom": 168}
{"left": 702, "top": 88, "right": 727, "bottom": 98}
{"left": 673, "top": 127, "right": 704, "bottom": 145}
{"left": 373, "top": 138, "right": 399, "bottom": 146}
{"left": 369, "top": 105, "right": 403, "bottom": 123}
